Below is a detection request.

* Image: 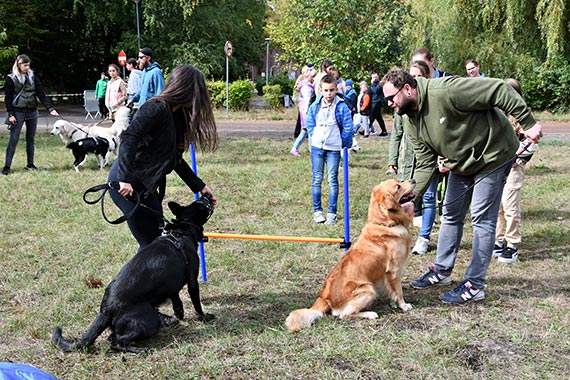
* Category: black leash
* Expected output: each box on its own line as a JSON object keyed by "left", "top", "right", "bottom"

{"left": 83, "top": 181, "right": 153, "bottom": 225}
{"left": 419, "top": 141, "right": 533, "bottom": 212}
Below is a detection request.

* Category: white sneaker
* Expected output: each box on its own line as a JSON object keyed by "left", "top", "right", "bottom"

{"left": 413, "top": 216, "right": 422, "bottom": 228}
{"left": 313, "top": 211, "right": 326, "bottom": 223}
{"left": 412, "top": 236, "right": 429, "bottom": 255}
{"left": 325, "top": 213, "right": 337, "bottom": 225}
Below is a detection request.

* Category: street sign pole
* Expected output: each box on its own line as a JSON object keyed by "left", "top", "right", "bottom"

{"left": 224, "top": 41, "right": 233, "bottom": 114}
{"left": 226, "top": 56, "right": 229, "bottom": 113}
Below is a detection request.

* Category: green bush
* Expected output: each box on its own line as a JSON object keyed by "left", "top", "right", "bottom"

{"left": 207, "top": 79, "right": 253, "bottom": 110}
{"left": 207, "top": 80, "right": 226, "bottom": 109}
{"left": 522, "top": 60, "right": 570, "bottom": 113}
{"left": 263, "top": 84, "right": 282, "bottom": 109}
{"left": 228, "top": 79, "right": 254, "bottom": 111}
{"left": 269, "top": 74, "right": 295, "bottom": 96}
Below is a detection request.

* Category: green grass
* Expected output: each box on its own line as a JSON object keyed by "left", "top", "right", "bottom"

{"left": 1, "top": 132, "right": 569, "bottom": 379}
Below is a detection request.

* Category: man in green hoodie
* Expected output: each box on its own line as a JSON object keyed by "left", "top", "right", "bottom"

{"left": 381, "top": 68, "right": 542, "bottom": 304}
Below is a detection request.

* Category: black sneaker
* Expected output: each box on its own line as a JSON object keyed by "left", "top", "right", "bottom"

{"left": 410, "top": 266, "right": 451, "bottom": 289}
{"left": 498, "top": 246, "right": 518, "bottom": 264}
{"left": 439, "top": 280, "right": 485, "bottom": 304}
{"left": 1, "top": 166, "right": 10, "bottom": 175}
{"left": 492, "top": 244, "right": 505, "bottom": 258}
{"left": 379, "top": 131, "right": 388, "bottom": 137}
{"left": 26, "top": 164, "right": 39, "bottom": 171}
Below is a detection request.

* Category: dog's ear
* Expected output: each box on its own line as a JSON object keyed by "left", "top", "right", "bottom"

{"left": 168, "top": 201, "right": 183, "bottom": 216}
{"left": 380, "top": 190, "right": 400, "bottom": 212}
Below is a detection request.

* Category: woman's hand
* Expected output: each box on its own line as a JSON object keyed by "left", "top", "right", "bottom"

{"left": 8, "top": 115, "right": 16, "bottom": 124}
{"left": 118, "top": 182, "right": 133, "bottom": 197}
{"left": 50, "top": 110, "right": 59, "bottom": 117}
{"left": 200, "top": 185, "right": 217, "bottom": 205}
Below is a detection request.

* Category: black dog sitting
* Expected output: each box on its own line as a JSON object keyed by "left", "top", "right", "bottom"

{"left": 52, "top": 195, "right": 215, "bottom": 353}
{"left": 66, "top": 136, "right": 113, "bottom": 172}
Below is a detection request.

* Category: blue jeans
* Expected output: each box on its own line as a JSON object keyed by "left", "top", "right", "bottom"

{"left": 292, "top": 128, "right": 310, "bottom": 151}
{"left": 4, "top": 110, "right": 39, "bottom": 168}
{"left": 419, "top": 177, "right": 439, "bottom": 240}
{"left": 310, "top": 148, "right": 340, "bottom": 214}
{"left": 434, "top": 161, "right": 510, "bottom": 289}
{"left": 108, "top": 160, "right": 164, "bottom": 252}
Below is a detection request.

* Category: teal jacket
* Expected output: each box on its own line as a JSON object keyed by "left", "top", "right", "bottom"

{"left": 405, "top": 76, "right": 536, "bottom": 200}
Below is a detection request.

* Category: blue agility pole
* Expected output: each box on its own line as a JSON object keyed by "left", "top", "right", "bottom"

{"left": 342, "top": 147, "right": 351, "bottom": 251}
{"left": 189, "top": 143, "right": 207, "bottom": 282}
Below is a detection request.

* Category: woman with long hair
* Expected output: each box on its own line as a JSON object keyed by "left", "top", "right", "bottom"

{"left": 108, "top": 64, "right": 218, "bottom": 250}
{"left": 2, "top": 54, "right": 59, "bottom": 175}
{"left": 104, "top": 63, "right": 127, "bottom": 120}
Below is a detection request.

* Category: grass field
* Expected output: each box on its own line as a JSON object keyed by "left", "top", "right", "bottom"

{"left": 0, "top": 131, "right": 569, "bottom": 380}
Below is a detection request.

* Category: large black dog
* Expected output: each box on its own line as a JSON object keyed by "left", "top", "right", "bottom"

{"left": 52, "top": 195, "right": 215, "bottom": 353}
{"left": 66, "top": 136, "right": 116, "bottom": 172}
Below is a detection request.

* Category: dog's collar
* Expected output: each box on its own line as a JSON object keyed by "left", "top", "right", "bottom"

{"left": 70, "top": 129, "right": 78, "bottom": 138}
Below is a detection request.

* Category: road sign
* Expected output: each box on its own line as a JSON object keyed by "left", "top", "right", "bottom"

{"left": 224, "top": 41, "right": 233, "bottom": 58}
{"left": 118, "top": 50, "right": 127, "bottom": 67}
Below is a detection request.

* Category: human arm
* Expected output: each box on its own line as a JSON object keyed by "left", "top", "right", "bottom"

{"left": 33, "top": 76, "right": 56, "bottom": 113}
{"left": 388, "top": 114, "right": 404, "bottom": 169}
{"left": 338, "top": 102, "right": 353, "bottom": 148}
{"left": 173, "top": 154, "right": 217, "bottom": 205}
{"left": 113, "top": 80, "right": 128, "bottom": 109}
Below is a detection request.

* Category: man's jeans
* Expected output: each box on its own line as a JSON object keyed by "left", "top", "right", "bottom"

{"left": 434, "top": 161, "right": 511, "bottom": 289}
{"left": 310, "top": 148, "right": 340, "bottom": 214}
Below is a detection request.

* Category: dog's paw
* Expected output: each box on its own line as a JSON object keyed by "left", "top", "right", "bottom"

{"left": 197, "top": 313, "right": 216, "bottom": 323}
{"left": 359, "top": 311, "right": 379, "bottom": 319}
{"left": 399, "top": 303, "right": 413, "bottom": 312}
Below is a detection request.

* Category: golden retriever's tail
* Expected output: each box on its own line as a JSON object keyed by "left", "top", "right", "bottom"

{"left": 285, "top": 297, "right": 330, "bottom": 333}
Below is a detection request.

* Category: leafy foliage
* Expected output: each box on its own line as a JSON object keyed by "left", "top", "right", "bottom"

{"left": 263, "top": 84, "right": 282, "bottom": 109}
{"left": 267, "top": 0, "right": 410, "bottom": 81}
{"left": 228, "top": 79, "right": 254, "bottom": 110}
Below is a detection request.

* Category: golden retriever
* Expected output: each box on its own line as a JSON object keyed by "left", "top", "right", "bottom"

{"left": 285, "top": 179, "right": 416, "bottom": 333}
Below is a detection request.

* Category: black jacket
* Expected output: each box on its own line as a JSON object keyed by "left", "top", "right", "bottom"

{"left": 4, "top": 74, "right": 55, "bottom": 115}
{"left": 117, "top": 99, "right": 205, "bottom": 195}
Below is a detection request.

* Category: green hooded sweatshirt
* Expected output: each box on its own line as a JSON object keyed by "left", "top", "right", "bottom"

{"left": 404, "top": 76, "right": 536, "bottom": 203}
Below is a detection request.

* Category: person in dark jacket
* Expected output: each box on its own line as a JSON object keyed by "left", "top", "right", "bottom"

{"left": 369, "top": 72, "right": 387, "bottom": 136}
{"left": 2, "top": 54, "right": 59, "bottom": 175}
{"left": 108, "top": 64, "right": 218, "bottom": 251}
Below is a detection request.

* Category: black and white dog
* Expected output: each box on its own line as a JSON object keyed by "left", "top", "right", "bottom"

{"left": 66, "top": 136, "right": 117, "bottom": 172}
{"left": 52, "top": 195, "right": 215, "bottom": 353}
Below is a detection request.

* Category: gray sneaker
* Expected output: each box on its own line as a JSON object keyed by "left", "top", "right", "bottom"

{"left": 325, "top": 213, "right": 337, "bottom": 225}
{"left": 313, "top": 211, "right": 326, "bottom": 223}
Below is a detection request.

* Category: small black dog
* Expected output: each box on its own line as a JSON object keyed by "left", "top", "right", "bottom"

{"left": 52, "top": 195, "right": 215, "bottom": 353}
{"left": 66, "top": 136, "right": 115, "bottom": 172}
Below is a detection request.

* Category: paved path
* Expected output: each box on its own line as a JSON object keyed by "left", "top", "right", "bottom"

{"left": 12, "top": 105, "right": 570, "bottom": 141}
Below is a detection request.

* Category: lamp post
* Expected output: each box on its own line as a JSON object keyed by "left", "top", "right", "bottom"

{"left": 265, "top": 37, "right": 271, "bottom": 86}
{"left": 134, "top": 0, "right": 141, "bottom": 50}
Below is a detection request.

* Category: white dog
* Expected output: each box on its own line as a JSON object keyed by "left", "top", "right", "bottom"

{"left": 51, "top": 106, "right": 130, "bottom": 157}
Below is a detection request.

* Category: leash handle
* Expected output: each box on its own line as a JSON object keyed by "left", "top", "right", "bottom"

{"left": 83, "top": 182, "right": 140, "bottom": 224}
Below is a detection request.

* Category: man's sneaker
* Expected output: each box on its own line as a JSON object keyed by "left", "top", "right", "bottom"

{"left": 313, "top": 211, "right": 326, "bottom": 224}
{"left": 410, "top": 266, "right": 451, "bottom": 289}
{"left": 26, "top": 164, "right": 39, "bottom": 171}
{"left": 1, "top": 166, "right": 10, "bottom": 175}
{"left": 379, "top": 131, "right": 388, "bottom": 137}
{"left": 439, "top": 280, "right": 485, "bottom": 304}
{"left": 498, "top": 246, "right": 518, "bottom": 264}
{"left": 325, "top": 213, "right": 337, "bottom": 225}
{"left": 289, "top": 148, "right": 300, "bottom": 156}
{"left": 412, "top": 236, "right": 429, "bottom": 255}
{"left": 492, "top": 243, "right": 505, "bottom": 258}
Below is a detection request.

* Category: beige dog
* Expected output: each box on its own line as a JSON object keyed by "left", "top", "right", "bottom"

{"left": 286, "top": 179, "right": 416, "bottom": 333}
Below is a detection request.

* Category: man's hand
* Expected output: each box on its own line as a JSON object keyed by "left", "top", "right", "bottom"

{"left": 524, "top": 123, "right": 543, "bottom": 144}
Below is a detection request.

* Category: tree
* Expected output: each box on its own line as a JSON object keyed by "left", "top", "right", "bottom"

{"left": 266, "top": 0, "right": 410, "bottom": 80}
